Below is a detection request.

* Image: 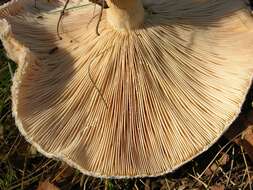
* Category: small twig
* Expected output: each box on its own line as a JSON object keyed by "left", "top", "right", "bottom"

{"left": 134, "top": 181, "right": 139, "bottom": 190}
{"left": 83, "top": 177, "right": 89, "bottom": 190}
{"left": 165, "top": 178, "right": 171, "bottom": 190}
{"left": 3, "top": 134, "right": 21, "bottom": 161}
{"left": 217, "top": 164, "right": 236, "bottom": 186}
{"left": 241, "top": 145, "right": 252, "bottom": 190}
{"left": 189, "top": 173, "right": 208, "bottom": 189}
{"left": 88, "top": 61, "right": 108, "bottom": 109}
{"left": 192, "top": 164, "right": 198, "bottom": 177}
{"left": 51, "top": 165, "right": 68, "bottom": 183}
{"left": 0, "top": 110, "right": 11, "bottom": 124}
{"left": 226, "top": 146, "right": 235, "bottom": 187}
{"left": 87, "top": 10, "right": 99, "bottom": 28}
{"left": 104, "top": 179, "right": 109, "bottom": 190}
{"left": 8, "top": 164, "right": 56, "bottom": 190}
{"left": 57, "top": 0, "right": 70, "bottom": 40}
{"left": 199, "top": 133, "right": 242, "bottom": 178}
{"left": 9, "top": 160, "right": 54, "bottom": 187}
{"left": 139, "top": 179, "right": 150, "bottom": 189}
{"left": 95, "top": 1, "right": 104, "bottom": 36}
{"left": 79, "top": 174, "right": 84, "bottom": 188}
{"left": 21, "top": 148, "right": 29, "bottom": 190}
{"left": 205, "top": 145, "right": 234, "bottom": 188}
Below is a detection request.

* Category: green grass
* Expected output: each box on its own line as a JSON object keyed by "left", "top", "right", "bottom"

{"left": 0, "top": 43, "right": 18, "bottom": 190}
{"left": 0, "top": 42, "right": 253, "bottom": 190}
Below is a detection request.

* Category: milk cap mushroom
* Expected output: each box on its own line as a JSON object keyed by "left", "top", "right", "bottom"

{"left": 0, "top": 0, "right": 253, "bottom": 178}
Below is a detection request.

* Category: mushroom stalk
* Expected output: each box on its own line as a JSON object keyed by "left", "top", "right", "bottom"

{"left": 106, "top": 0, "right": 144, "bottom": 31}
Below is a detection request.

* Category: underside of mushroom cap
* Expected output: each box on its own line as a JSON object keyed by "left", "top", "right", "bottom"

{"left": 1, "top": 0, "right": 253, "bottom": 178}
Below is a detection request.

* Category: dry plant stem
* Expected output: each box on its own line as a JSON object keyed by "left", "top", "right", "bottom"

{"left": 134, "top": 183, "right": 139, "bottom": 190}
{"left": 57, "top": 0, "right": 70, "bottom": 40}
{"left": 139, "top": 179, "right": 150, "bottom": 189}
{"left": 88, "top": 58, "right": 108, "bottom": 108}
{"left": 56, "top": 0, "right": 108, "bottom": 107}
{"left": 21, "top": 160, "right": 54, "bottom": 182}
{"left": 3, "top": 134, "right": 20, "bottom": 161}
{"left": 206, "top": 145, "right": 233, "bottom": 188}
{"left": 95, "top": 0, "right": 104, "bottom": 35}
{"left": 198, "top": 133, "right": 242, "bottom": 178}
{"left": 165, "top": 178, "right": 171, "bottom": 190}
{"left": 188, "top": 173, "right": 208, "bottom": 189}
{"left": 21, "top": 149, "right": 29, "bottom": 190}
{"left": 9, "top": 174, "right": 44, "bottom": 190}
{"left": 83, "top": 177, "right": 89, "bottom": 190}
{"left": 0, "top": 110, "right": 11, "bottom": 124}
{"left": 9, "top": 161, "right": 58, "bottom": 190}
{"left": 226, "top": 146, "right": 235, "bottom": 186}
{"left": 216, "top": 163, "right": 236, "bottom": 186}
{"left": 79, "top": 175, "right": 84, "bottom": 188}
{"left": 241, "top": 146, "right": 252, "bottom": 190}
{"left": 71, "top": 174, "right": 78, "bottom": 185}
{"left": 51, "top": 165, "right": 68, "bottom": 183}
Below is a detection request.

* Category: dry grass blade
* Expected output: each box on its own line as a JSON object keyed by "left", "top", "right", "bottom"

{"left": 226, "top": 146, "right": 235, "bottom": 186}
{"left": 199, "top": 134, "right": 242, "bottom": 178}
{"left": 240, "top": 145, "right": 252, "bottom": 190}
{"left": 21, "top": 149, "right": 28, "bottom": 190}
{"left": 188, "top": 173, "right": 208, "bottom": 189}
{"left": 3, "top": 134, "right": 20, "bottom": 161}
{"left": 82, "top": 176, "right": 89, "bottom": 190}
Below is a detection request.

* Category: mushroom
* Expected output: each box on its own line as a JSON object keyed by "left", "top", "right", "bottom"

{"left": 0, "top": 0, "right": 253, "bottom": 178}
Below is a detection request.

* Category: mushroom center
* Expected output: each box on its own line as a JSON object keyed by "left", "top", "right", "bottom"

{"left": 106, "top": 0, "right": 144, "bottom": 31}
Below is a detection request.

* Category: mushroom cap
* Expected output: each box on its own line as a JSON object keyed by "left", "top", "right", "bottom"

{"left": 1, "top": 0, "right": 253, "bottom": 178}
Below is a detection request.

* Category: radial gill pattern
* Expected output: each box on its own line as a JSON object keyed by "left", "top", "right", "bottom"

{"left": 0, "top": 0, "right": 253, "bottom": 178}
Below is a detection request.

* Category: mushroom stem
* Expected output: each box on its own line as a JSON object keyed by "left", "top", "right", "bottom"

{"left": 106, "top": 0, "right": 144, "bottom": 31}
